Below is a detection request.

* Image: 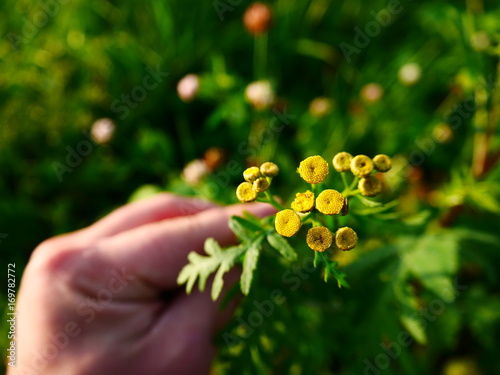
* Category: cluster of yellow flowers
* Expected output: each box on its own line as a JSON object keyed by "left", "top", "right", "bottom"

{"left": 333, "top": 152, "right": 392, "bottom": 197}
{"left": 236, "top": 153, "right": 392, "bottom": 253}
{"left": 236, "top": 162, "right": 279, "bottom": 202}
{"left": 274, "top": 155, "right": 362, "bottom": 252}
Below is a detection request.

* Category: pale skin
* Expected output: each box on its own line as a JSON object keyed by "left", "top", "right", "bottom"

{"left": 9, "top": 194, "right": 275, "bottom": 375}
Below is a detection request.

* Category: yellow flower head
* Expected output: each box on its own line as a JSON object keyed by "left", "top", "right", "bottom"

{"left": 358, "top": 176, "right": 382, "bottom": 197}
{"left": 372, "top": 154, "right": 392, "bottom": 172}
{"left": 236, "top": 182, "right": 257, "bottom": 203}
{"left": 306, "top": 226, "right": 333, "bottom": 252}
{"left": 335, "top": 227, "right": 358, "bottom": 251}
{"left": 275, "top": 209, "right": 301, "bottom": 237}
{"left": 291, "top": 190, "right": 315, "bottom": 212}
{"left": 316, "top": 189, "right": 345, "bottom": 215}
{"left": 243, "top": 166, "right": 261, "bottom": 182}
{"left": 253, "top": 177, "right": 269, "bottom": 193}
{"left": 260, "top": 162, "right": 279, "bottom": 177}
{"left": 350, "top": 155, "right": 374, "bottom": 177}
{"left": 332, "top": 152, "right": 353, "bottom": 172}
{"left": 298, "top": 155, "right": 329, "bottom": 184}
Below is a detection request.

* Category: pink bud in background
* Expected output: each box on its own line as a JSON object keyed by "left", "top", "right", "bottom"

{"left": 177, "top": 74, "right": 200, "bottom": 103}
{"left": 90, "top": 118, "right": 115, "bottom": 144}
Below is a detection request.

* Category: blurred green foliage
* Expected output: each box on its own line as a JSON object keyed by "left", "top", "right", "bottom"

{"left": 1, "top": 0, "right": 500, "bottom": 373}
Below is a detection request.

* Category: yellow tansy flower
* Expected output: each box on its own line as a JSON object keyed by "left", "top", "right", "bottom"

{"left": 335, "top": 227, "right": 358, "bottom": 251}
{"left": 316, "top": 189, "right": 345, "bottom": 215}
{"left": 291, "top": 190, "right": 315, "bottom": 212}
{"left": 260, "top": 162, "right": 279, "bottom": 177}
{"left": 372, "top": 154, "right": 392, "bottom": 172}
{"left": 350, "top": 155, "right": 374, "bottom": 177}
{"left": 332, "top": 152, "right": 353, "bottom": 172}
{"left": 275, "top": 209, "right": 301, "bottom": 237}
{"left": 298, "top": 155, "right": 329, "bottom": 184}
{"left": 243, "top": 166, "right": 261, "bottom": 182}
{"left": 253, "top": 177, "right": 269, "bottom": 192}
{"left": 306, "top": 226, "right": 333, "bottom": 252}
{"left": 358, "top": 176, "right": 382, "bottom": 197}
{"left": 236, "top": 182, "right": 257, "bottom": 202}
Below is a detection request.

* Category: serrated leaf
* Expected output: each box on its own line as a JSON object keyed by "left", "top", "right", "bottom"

{"left": 229, "top": 217, "right": 251, "bottom": 242}
{"left": 229, "top": 216, "right": 262, "bottom": 242}
{"left": 177, "top": 238, "right": 245, "bottom": 300}
{"left": 314, "top": 251, "right": 350, "bottom": 287}
{"left": 204, "top": 237, "right": 220, "bottom": 256}
{"left": 326, "top": 261, "right": 350, "bottom": 288}
{"left": 240, "top": 239, "right": 262, "bottom": 295}
{"left": 212, "top": 263, "right": 231, "bottom": 301}
{"left": 266, "top": 233, "right": 298, "bottom": 261}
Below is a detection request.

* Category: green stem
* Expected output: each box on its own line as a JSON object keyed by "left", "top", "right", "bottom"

{"left": 264, "top": 191, "right": 285, "bottom": 210}
{"left": 254, "top": 34, "right": 268, "bottom": 80}
{"left": 349, "top": 176, "right": 360, "bottom": 191}
{"left": 342, "top": 176, "right": 360, "bottom": 196}
{"left": 341, "top": 172, "right": 349, "bottom": 189}
{"left": 345, "top": 189, "right": 360, "bottom": 197}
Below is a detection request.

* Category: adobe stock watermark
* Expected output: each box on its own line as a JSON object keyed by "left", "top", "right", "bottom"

{"left": 179, "top": 105, "right": 296, "bottom": 216}
{"left": 385, "top": 75, "right": 499, "bottom": 191}
{"left": 339, "top": 0, "right": 407, "bottom": 63}
{"left": 360, "top": 278, "right": 467, "bottom": 375}
{"left": 222, "top": 255, "right": 315, "bottom": 347}
{"left": 7, "top": 0, "right": 69, "bottom": 50}
{"left": 15, "top": 268, "right": 136, "bottom": 374}
{"left": 213, "top": 0, "right": 243, "bottom": 21}
{"left": 110, "top": 65, "right": 169, "bottom": 120}
{"left": 52, "top": 130, "right": 98, "bottom": 182}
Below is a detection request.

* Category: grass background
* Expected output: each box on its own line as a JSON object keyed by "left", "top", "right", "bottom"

{"left": 1, "top": 0, "right": 500, "bottom": 374}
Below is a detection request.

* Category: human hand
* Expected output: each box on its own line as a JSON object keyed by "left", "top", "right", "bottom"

{"left": 10, "top": 194, "right": 275, "bottom": 375}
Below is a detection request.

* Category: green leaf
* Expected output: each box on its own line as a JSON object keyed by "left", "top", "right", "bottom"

{"left": 401, "top": 314, "right": 427, "bottom": 345}
{"left": 353, "top": 199, "right": 399, "bottom": 215}
{"left": 212, "top": 263, "right": 231, "bottom": 301}
{"left": 177, "top": 238, "right": 245, "bottom": 300}
{"left": 356, "top": 195, "right": 382, "bottom": 207}
{"left": 401, "top": 233, "right": 459, "bottom": 299}
{"left": 229, "top": 216, "right": 262, "bottom": 242}
{"left": 266, "top": 233, "right": 298, "bottom": 261}
{"left": 240, "top": 238, "right": 262, "bottom": 295}
{"left": 314, "top": 251, "right": 350, "bottom": 287}
{"left": 326, "top": 261, "right": 350, "bottom": 288}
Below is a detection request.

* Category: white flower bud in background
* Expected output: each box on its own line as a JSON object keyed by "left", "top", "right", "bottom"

{"left": 244, "top": 80, "right": 275, "bottom": 110}
{"left": 309, "top": 97, "right": 333, "bottom": 118}
{"left": 398, "top": 63, "right": 422, "bottom": 86}
{"left": 360, "top": 83, "right": 384, "bottom": 103}
{"left": 90, "top": 118, "right": 115, "bottom": 144}
{"left": 182, "top": 159, "right": 209, "bottom": 186}
{"left": 177, "top": 74, "right": 200, "bottom": 103}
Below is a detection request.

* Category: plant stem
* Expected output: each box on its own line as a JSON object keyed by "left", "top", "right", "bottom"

{"left": 264, "top": 191, "right": 285, "bottom": 210}
{"left": 341, "top": 172, "right": 349, "bottom": 189}
{"left": 254, "top": 34, "right": 268, "bottom": 80}
{"left": 342, "top": 177, "right": 360, "bottom": 196}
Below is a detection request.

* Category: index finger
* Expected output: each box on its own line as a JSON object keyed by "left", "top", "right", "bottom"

{"left": 98, "top": 202, "right": 277, "bottom": 291}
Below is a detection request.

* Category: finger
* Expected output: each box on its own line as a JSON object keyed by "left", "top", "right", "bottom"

{"left": 150, "top": 272, "right": 240, "bottom": 375}
{"left": 99, "top": 202, "right": 277, "bottom": 290}
{"left": 83, "top": 193, "right": 217, "bottom": 240}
